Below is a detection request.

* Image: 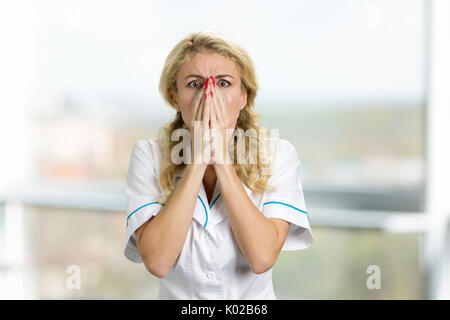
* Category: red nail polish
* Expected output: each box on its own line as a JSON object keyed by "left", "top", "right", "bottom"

{"left": 204, "top": 93, "right": 207, "bottom": 100}
{"left": 205, "top": 78, "right": 209, "bottom": 89}
{"left": 210, "top": 76, "right": 215, "bottom": 87}
{"left": 210, "top": 91, "right": 213, "bottom": 98}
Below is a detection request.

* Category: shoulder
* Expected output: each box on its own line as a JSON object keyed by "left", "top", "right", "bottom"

{"left": 277, "top": 138, "right": 296, "bottom": 153}
{"left": 267, "top": 138, "right": 298, "bottom": 166}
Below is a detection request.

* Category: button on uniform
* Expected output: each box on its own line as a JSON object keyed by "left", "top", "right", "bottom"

{"left": 206, "top": 271, "right": 216, "bottom": 279}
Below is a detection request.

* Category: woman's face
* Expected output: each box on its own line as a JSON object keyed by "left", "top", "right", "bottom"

{"left": 173, "top": 51, "right": 247, "bottom": 132}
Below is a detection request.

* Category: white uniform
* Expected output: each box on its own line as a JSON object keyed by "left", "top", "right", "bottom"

{"left": 124, "top": 137, "right": 313, "bottom": 299}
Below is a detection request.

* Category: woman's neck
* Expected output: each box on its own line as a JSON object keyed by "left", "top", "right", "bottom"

{"left": 203, "top": 165, "right": 216, "bottom": 184}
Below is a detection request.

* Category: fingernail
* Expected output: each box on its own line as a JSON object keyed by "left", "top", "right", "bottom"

{"left": 210, "top": 76, "right": 215, "bottom": 87}
{"left": 205, "top": 78, "right": 209, "bottom": 89}
{"left": 204, "top": 93, "right": 207, "bottom": 100}
{"left": 210, "top": 91, "right": 213, "bottom": 98}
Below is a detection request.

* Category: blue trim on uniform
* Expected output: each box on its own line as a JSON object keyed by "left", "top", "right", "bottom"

{"left": 263, "top": 201, "right": 310, "bottom": 223}
{"left": 198, "top": 195, "right": 208, "bottom": 228}
{"left": 210, "top": 194, "right": 221, "bottom": 209}
{"left": 126, "top": 201, "right": 165, "bottom": 226}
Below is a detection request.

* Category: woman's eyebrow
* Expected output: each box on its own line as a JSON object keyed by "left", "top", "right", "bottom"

{"left": 184, "top": 74, "right": 234, "bottom": 80}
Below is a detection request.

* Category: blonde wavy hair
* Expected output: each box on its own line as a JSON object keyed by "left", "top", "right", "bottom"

{"left": 157, "top": 30, "right": 276, "bottom": 203}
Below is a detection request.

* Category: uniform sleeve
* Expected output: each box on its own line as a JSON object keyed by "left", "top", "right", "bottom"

{"left": 261, "top": 139, "right": 313, "bottom": 251}
{"left": 124, "top": 139, "right": 165, "bottom": 263}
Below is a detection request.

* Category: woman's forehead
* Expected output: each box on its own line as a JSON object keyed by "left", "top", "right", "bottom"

{"left": 180, "top": 52, "right": 238, "bottom": 78}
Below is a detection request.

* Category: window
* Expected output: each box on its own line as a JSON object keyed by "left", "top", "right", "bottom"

{"left": 1, "top": 0, "right": 447, "bottom": 299}
{"left": 273, "top": 227, "right": 424, "bottom": 299}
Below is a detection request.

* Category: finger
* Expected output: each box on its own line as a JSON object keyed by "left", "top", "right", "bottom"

{"left": 203, "top": 91, "right": 213, "bottom": 164}
{"left": 216, "top": 87, "right": 227, "bottom": 123}
{"left": 198, "top": 78, "right": 210, "bottom": 120}
{"left": 190, "top": 83, "right": 205, "bottom": 129}
{"left": 210, "top": 119, "right": 226, "bottom": 165}
{"left": 213, "top": 80, "right": 234, "bottom": 149}
{"left": 212, "top": 76, "right": 227, "bottom": 123}
{"left": 194, "top": 89, "right": 203, "bottom": 125}
{"left": 210, "top": 102, "right": 218, "bottom": 130}
{"left": 209, "top": 76, "right": 223, "bottom": 123}
{"left": 202, "top": 82, "right": 210, "bottom": 126}
{"left": 209, "top": 82, "right": 220, "bottom": 124}
{"left": 210, "top": 107, "right": 219, "bottom": 161}
{"left": 208, "top": 76, "right": 218, "bottom": 122}
{"left": 195, "top": 81, "right": 208, "bottom": 122}
{"left": 202, "top": 85, "right": 211, "bottom": 141}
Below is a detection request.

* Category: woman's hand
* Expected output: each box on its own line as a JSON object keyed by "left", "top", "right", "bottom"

{"left": 206, "top": 75, "right": 233, "bottom": 165}
{"left": 188, "top": 79, "right": 213, "bottom": 165}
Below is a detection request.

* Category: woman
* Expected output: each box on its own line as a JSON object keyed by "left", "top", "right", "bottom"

{"left": 124, "top": 31, "right": 313, "bottom": 299}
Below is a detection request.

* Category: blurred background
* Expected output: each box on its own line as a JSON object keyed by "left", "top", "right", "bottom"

{"left": 0, "top": 0, "right": 449, "bottom": 299}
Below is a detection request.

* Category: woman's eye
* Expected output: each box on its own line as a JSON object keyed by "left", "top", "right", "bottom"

{"left": 218, "top": 79, "right": 230, "bottom": 87}
{"left": 188, "top": 80, "right": 202, "bottom": 88}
